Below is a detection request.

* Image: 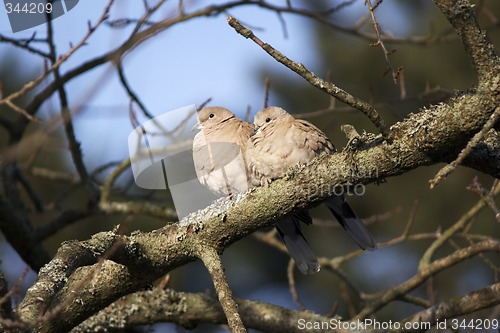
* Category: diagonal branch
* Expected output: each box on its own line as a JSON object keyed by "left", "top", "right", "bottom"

{"left": 395, "top": 282, "right": 500, "bottom": 333}
{"left": 433, "top": 0, "right": 500, "bottom": 84}
{"left": 430, "top": 106, "right": 500, "bottom": 188}
{"left": 197, "top": 245, "right": 246, "bottom": 332}
{"left": 419, "top": 181, "right": 500, "bottom": 271}
{"left": 353, "top": 239, "right": 500, "bottom": 320}
{"left": 0, "top": 0, "right": 114, "bottom": 121}
{"left": 227, "top": 16, "right": 390, "bottom": 138}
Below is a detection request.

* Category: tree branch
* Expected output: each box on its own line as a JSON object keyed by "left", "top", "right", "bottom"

{"left": 433, "top": 0, "right": 499, "bottom": 83}
{"left": 419, "top": 181, "right": 500, "bottom": 270}
{"left": 430, "top": 106, "right": 500, "bottom": 188}
{"left": 227, "top": 16, "right": 390, "bottom": 138}
{"left": 395, "top": 282, "right": 500, "bottom": 333}
{"left": 353, "top": 239, "right": 500, "bottom": 320}
{"left": 197, "top": 246, "right": 246, "bottom": 332}
{"left": 0, "top": 165, "right": 50, "bottom": 271}
{"left": 72, "top": 288, "right": 342, "bottom": 333}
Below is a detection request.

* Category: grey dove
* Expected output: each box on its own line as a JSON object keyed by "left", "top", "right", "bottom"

{"left": 246, "top": 106, "right": 376, "bottom": 273}
{"left": 193, "top": 106, "right": 320, "bottom": 274}
{"left": 193, "top": 106, "right": 253, "bottom": 196}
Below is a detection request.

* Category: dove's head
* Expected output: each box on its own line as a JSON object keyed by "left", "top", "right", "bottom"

{"left": 194, "top": 107, "right": 235, "bottom": 131}
{"left": 253, "top": 106, "right": 293, "bottom": 131}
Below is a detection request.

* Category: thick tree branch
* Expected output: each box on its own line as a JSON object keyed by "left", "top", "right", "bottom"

{"left": 430, "top": 107, "right": 500, "bottom": 188}
{"left": 433, "top": 0, "right": 499, "bottom": 83}
{"left": 14, "top": 234, "right": 119, "bottom": 326}
{"left": 0, "top": 165, "right": 50, "bottom": 271}
{"left": 37, "top": 260, "right": 147, "bottom": 333}
{"left": 73, "top": 288, "right": 344, "bottom": 333}
{"left": 197, "top": 246, "right": 246, "bottom": 333}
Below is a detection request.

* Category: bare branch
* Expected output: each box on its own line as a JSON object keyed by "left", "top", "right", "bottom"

{"left": 396, "top": 282, "right": 500, "bottom": 333}
{"left": 419, "top": 181, "right": 500, "bottom": 271}
{"left": 433, "top": 0, "right": 500, "bottom": 83}
{"left": 430, "top": 107, "right": 500, "bottom": 188}
{"left": 73, "top": 288, "right": 341, "bottom": 333}
{"left": 227, "top": 16, "right": 390, "bottom": 138}
{"left": 365, "top": 0, "right": 401, "bottom": 83}
{"left": 354, "top": 239, "right": 500, "bottom": 320}
{"left": 0, "top": 0, "right": 114, "bottom": 121}
{"left": 197, "top": 246, "right": 246, "bottom": 332}
{"left": 99, "top": 158, "right": 177, "bottom": 220}
{"left": 287, "top": 260, "right": 306, "bottom": 310}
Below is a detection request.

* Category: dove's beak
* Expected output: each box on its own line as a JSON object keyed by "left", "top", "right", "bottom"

{"left": 192, "top": 122, "right": 202, "bottom": 131}
{"left": 251, "top": 125, "right": 258, "bottom": 136}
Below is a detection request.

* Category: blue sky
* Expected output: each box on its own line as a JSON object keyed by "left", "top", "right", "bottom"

{"left": 0, "top": 0, "right": 417, "bottom": 173}
{"left": 1, "top": 1, "right": 320, "bottom": 172}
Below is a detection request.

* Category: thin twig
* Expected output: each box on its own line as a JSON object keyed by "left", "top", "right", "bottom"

{"left": 251, "top": 0, "right": 459, "bottom": 46}
{"left": 0, "top": 0, "right": 114, "bottom": 121}
{"left": 467, "top": 177, "right": 500, "bottom": 222}
{"left": 419, "top": 182, "right": 500, "bottom": 271}
{"left": 0, "top": 266, "right": 30, "bottom": 308}
{"left": 354, "top": 239, "right": 500, "bottom": 320}
{"left": 198, "top": 97, "right": 213, "bottom": 110}
{"left": 365, "top": 0, "right": 401, "bottom": 83}
{"left": 99, "top": 158, "right": 177, "bottom": 219}
{"left": 430, "top": 106, "right": 500, "bottom": 188}
{"left": 0, "top": 33, "right": 50, "bottom": 58}
{"left": 286, "top": 260, "right": 305, "bottom": 310}
{"left": 46, "top": 12, "right": 98, "bottom": 205}
{"left": 117, "top": 61, "right": 155, "bottom": 119}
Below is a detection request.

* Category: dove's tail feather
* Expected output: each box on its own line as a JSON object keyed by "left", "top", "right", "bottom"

{"left": 293, "top": 209, "right": 313, "bottom": 225}
{"left": 324, "top": 196, "right": 377, "bottom": 251}
{"left": 275, "top": 215, "right": 320, "bottom": 274}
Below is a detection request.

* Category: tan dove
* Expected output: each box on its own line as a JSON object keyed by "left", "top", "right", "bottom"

{"left": 246, "top": 106, "right": 376, "bottom": 273}
{"left": 192, "top": 106, "right": 254, "bottom": 196}
{"left": 193, "top": 106, "right": 320, "bottom": 274}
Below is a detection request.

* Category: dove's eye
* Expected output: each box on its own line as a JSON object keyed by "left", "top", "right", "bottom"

{"left": 265, "top": 118, "right": 271, "bottom": 123}
{"left": 209, "top": 113, "right": 215, "bottom": 118}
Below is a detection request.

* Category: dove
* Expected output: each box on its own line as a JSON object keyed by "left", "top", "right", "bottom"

{"left": 192, "top": 106, "right": 253, "bottom": 196}
{"left": 192, "top": 106, "right": 320, "bottom": 274}
{"left": 246, "top": 106, "right": 376, "bottom": 272}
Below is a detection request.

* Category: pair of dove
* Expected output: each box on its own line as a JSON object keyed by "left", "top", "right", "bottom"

{"left": 192, "top": 106, "right": 376, "bottom": 274}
